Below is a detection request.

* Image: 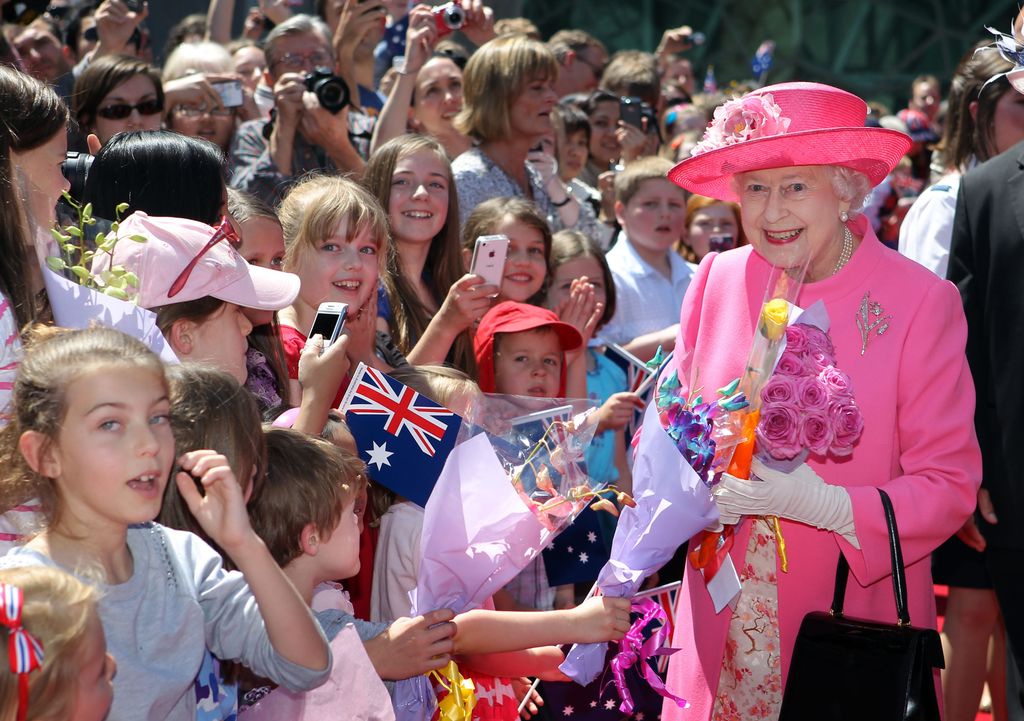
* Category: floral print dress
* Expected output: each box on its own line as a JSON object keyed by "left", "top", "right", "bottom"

{"left": 711, "top": 519, "right": 783, "bottom": 720}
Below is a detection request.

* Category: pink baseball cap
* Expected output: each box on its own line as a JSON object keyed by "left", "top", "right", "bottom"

{"left": 93, "top": 212, "right": 300, "bottom": 311}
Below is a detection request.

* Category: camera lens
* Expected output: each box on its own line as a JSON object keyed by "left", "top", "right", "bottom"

{"left": 304, "top": 67, "right": 350, "bottom": 114}
{"left": 61, "top": 151, "right": 93, "bottom": 202}
{"left": 443, "top": 5, "right": 465, "bottom": 29}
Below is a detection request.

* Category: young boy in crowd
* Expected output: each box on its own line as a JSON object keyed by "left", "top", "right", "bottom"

{"left": 245, "top": 427, "right": 456, "bottom": 715}
{"left": 598, "top": 156, "right": 695, "bottom": 359}
{"left": 474, "top": 300, "right": 584, "bottom": 613}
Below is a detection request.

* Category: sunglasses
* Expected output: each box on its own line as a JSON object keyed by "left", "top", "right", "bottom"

{"left": 96, "top": 98, "right": 163, "bottom": 120}
{"left": 167, "top": 217, "right": 239, "bottom": 299}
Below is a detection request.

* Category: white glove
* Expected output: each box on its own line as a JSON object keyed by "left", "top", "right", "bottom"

{"left": 712, "top": 457, "right": 860, "bottom": 548}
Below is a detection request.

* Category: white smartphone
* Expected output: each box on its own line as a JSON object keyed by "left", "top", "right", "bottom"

{"left": 308, "top": 302, "right": 348, "bottom": 348}
{"left": 212, "top": 80, "right": 244, "bottom": 108}
{"left": 470, "top": 234, "right": 510, "bottom": 290}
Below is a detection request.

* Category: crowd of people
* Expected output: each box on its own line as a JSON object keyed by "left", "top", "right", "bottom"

{"left": 0, "top": 0, "right": 1017, "bottom": 719}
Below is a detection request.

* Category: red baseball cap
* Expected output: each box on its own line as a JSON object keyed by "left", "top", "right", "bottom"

{"left": 474, "top": 301, "right": 583, "bottom": 394}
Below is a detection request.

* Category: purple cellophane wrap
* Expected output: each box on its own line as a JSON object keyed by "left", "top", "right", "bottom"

{"left": 560, "top": 402, "right": 718, "bottom": 685}
{"left": 393, "top": 432, "right": 552, "bottom": 721}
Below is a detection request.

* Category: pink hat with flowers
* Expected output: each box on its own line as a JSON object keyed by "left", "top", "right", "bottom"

{"left": 669, "top": 82, "right": 912, "bottom": 202}
{"left": 92, "top": 211, "right": 300, "bottom": 311}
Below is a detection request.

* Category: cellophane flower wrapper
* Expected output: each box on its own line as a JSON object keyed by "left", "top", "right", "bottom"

{"left": 33, "top": 224, "right": 178, "bottom": 362}
{"left": 560, "top": 402, "right": 718, "bottom": 686}
{"left": 394, "top": 395, "right": 599, "bottom": 721}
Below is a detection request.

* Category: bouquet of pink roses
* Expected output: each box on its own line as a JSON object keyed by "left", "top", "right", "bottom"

{"left": 756, "top": 321, "right": 863, "bottom": 465}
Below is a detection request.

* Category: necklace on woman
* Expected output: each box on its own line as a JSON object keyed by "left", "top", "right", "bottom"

{"left": 832, "top": 224, "right": 853, "bottom": 275}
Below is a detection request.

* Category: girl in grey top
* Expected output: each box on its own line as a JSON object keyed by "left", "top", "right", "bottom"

{"left": 0, "top": 328, "right": 331, "bottom": 721}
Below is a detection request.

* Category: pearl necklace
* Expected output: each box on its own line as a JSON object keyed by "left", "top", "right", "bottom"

{"left": 832, "top": 224, "right": 853, "bottom": 275}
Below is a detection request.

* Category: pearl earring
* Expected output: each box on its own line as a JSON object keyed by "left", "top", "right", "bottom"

{"left": 840, "top": 210, "right": 849, "bottom": 223}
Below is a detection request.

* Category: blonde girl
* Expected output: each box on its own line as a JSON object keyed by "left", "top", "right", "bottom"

{"left": 0, "top": 566, "right": 113, "bottom": 721}
{"left": 364, "top": 134, "right": 492, "bottom": 376}
{"left": 0, "top": 327, "right": 329, "bottom": 721}
{"left": 277, "top": 175, "right": 397, "bottom": 414}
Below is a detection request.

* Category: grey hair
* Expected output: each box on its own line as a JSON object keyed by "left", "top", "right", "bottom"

{"left": 730, "top": 165, "right": 872, "bottom": 217}
{"left": 264, "top": 14, "right": 333, "bottom": 66}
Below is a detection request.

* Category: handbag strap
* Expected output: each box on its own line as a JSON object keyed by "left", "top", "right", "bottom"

{"left": 829, "top": 488, "right": 911, "bottom": 626}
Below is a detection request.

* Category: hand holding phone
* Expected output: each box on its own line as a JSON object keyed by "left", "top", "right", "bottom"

{"left": 469, "top": 234, "right": 509, "bottom": 295}
{"left": 619, "top": 96, "right": 644, "bottom": 129}
{"left": 309, "top": 302, "right": 348, "bottom": 349}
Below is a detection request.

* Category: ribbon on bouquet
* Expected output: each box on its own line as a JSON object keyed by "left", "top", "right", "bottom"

{"left": 430, "top": 661, "right": 476, "bottom": 721}
{"left": 605, "top": 598, "right": 688, "bottom": 715}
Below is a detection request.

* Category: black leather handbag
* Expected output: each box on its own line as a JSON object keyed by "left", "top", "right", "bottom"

{"left": 778, "top": 489, "right": 945, "bottom": 721}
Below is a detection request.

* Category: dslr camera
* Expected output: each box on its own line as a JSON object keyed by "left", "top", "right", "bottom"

{"left": 304, "top": 67, "right": 350, "bottom": 114}
{"left": 61, "top": 151, "right": 94, "bottom": 203}
{"left": 432, "top": 1, "right": 464, "bottom": 36}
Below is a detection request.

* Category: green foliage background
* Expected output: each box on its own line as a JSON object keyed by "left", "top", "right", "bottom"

{"left": 520, "top": 0, "right": 1018, "bottom": 110}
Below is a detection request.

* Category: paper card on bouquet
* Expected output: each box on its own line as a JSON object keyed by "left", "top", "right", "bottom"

{"left": 339, "top": 363, "right": 461, "bottom": 507}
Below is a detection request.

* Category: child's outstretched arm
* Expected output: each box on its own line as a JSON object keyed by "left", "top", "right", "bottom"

{"left": 176, "top": 450, "right": 330, "bottom": 675}
{"left": 451, "top": 595, "right": 631, "bottom": 655}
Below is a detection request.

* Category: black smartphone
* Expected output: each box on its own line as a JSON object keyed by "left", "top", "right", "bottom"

{"left": 619, "top": 95, "right": 644, "bottom": 129}
{"left": 123, "top": 0, "right": 143, "bottom": 12}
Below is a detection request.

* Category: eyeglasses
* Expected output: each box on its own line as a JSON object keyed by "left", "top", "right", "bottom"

{"left": 96, "top": 98, "right": 163, "bottom": 120}
{"left": 172, "top": 103, "right": 235, "bottom": 118}
{"left": 167, "top": 217, "right": 239, "bottom": 299}
{"left": 271, "top": 50, "right": 332, "bottom": 71}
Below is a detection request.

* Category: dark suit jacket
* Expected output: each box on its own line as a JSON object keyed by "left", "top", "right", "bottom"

{"left": 948, "top": 139, "right": 1024, "bottom": 549}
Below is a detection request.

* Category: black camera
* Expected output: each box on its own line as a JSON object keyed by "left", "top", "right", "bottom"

{"left": 61, "top": 150, "right": 93, "bottom": 202}
{"left": 304, "top": 67, "right": 349, "bottom": 114}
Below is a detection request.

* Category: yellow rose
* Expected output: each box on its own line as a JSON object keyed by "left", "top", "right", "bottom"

{"left": 761, "top": 298, "right": 789, "bottom": 341}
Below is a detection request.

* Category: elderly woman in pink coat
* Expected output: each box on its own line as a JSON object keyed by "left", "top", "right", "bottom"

{"left": 661, "top": 81, "right": 982, "bottom": 720}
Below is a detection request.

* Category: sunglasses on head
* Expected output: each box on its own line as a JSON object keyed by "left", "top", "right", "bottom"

{"left": 96, "top": 98, "right": 163, "bottom": 120}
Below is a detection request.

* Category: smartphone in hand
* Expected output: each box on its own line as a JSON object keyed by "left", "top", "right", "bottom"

{"left": 469, "top": 234, "right": 510, "bottom": 291}
{"left": 212, "top": 80, "right": 244, "bottom": 108}
{"left": 619, "top": 96, "right": 644, "bottom": 129}
{"left": 309, "top": 302, "right": 349, "bottom": 349}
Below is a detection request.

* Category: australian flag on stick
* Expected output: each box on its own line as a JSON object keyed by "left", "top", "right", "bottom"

{"left": 339, "top": 362, "right": 461, "bottom": 507}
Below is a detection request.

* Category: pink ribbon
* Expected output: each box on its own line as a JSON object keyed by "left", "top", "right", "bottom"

{"left": 0, "top": 584, "right": 44, "bottom": 721}
{"left": 605, "top": 597, "right": 688, "bottom": 715}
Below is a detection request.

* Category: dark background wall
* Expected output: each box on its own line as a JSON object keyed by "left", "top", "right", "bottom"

{"left": 148, "top": 0, "right": 1018, "bottom": 110}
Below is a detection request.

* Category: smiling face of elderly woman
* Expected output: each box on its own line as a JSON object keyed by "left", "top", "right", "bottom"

{"left": 735, "top": 164, "right": 871, "bottom": 282}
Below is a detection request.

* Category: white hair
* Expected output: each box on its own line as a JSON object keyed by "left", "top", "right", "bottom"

{"left": 825, "top": 166, "right": 872, "bottom": 217}
{"left": 162, "top": 41, "right": 233, "bottom": 82}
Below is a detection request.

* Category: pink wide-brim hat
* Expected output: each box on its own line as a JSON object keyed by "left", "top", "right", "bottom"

{"left": 669, "top": 81, "right": 912, "bottom": 202}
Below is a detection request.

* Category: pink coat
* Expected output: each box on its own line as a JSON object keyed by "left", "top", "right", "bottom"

{"left": 662, "top": 216, "right": 982, "bottom": 720}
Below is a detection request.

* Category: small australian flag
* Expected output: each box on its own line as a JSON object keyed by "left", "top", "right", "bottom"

{"left": 339, "top": 363, "right": 461, "bottom": 507}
